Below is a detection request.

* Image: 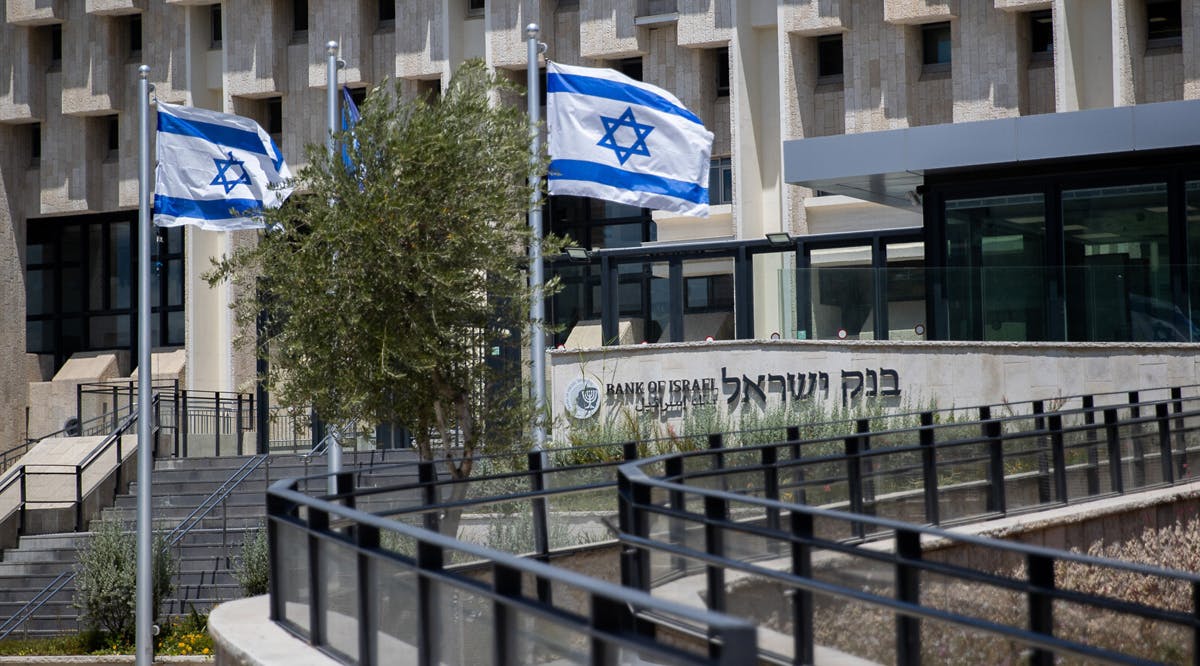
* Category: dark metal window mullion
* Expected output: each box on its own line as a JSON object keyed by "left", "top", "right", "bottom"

{"left": 669, "top": 259, "right": 683, "bottom": 342}
{"left": 1044, "top": 185, "right": 1066, "bottom": 341}
{"left": 872, "top": 235, "right": 888, "bottom": 340}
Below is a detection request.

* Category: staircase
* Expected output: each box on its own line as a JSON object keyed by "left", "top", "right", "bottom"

{"left": 0, "top": 449, "right": 419, "bottom": 637}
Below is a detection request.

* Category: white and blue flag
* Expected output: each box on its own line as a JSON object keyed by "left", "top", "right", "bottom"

{"left": 547, "top": 61, "right": 714, "bottom": 217}
{"left": 153, "top": 101, "right": 293, "bottom": 231}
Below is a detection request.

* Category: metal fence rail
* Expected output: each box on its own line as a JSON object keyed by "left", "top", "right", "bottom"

{"left": 615, "top": 389, "right": 1200, "bottom": 665}
{"left": 267, "top": 477, "right": 757, "bottom": 666}
{"left": 265, "top": 383, "right": 1200, "bottom": 665}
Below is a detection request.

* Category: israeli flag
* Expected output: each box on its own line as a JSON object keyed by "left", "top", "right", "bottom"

{"left": 547, "top": 61, "right": 714, "bottom": 217}
{"left": 153, "top": 101, "right": 293, "bottom": 231}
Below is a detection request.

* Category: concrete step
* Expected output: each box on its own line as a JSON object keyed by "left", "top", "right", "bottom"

{"left": 2, "top": 547, "right": 77, "bottom": 564}
{"left": 0, "top": 560, "right": 75, "bottom": 577}
{"left": 15, "top": 533, "right": 92, "bottom": 551}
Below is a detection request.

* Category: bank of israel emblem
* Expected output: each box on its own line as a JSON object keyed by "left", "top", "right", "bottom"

{"left": 564, "top": 377, "right": 602, "bottom": 420}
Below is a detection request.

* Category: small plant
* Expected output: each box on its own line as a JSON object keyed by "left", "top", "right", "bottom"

{"left": 73, "top": 520, "right": 175, "bottom": 642}
{"left": 234, "top": 525, "right": 270, "bottom": 596}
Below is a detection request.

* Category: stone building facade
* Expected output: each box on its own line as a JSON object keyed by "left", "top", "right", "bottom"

{"left": 0, "top": 0, "right": 1196, "bottom": 449}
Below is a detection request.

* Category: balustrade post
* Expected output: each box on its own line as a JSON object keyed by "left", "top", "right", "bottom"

{"left": 984, "top": 420, "right": 1006, "bottom": 516}
{"left": 790, "top": 510, "right": 814, "bottom": 666}
{"left": 1083, "top": 395, "right": 1100, "bottom": 495}
{"left": 1033, "top": 400, "right": 1051, "bottom": 504}
{"left": 181, "top": 390, "right": 190, "bottom": 458}
{"left": 356, "top": 524, "right": 379, "bottom": 666}
{"left": 18, "top": 471, "right": 25, "bottom": 535}
{"left": 1027, "top": 553, "right": 1055, "bottom": 666}
{"left": 1104, "top": 408, "right": 1124, "bottom": 494}
{"left": 1172, "top": 387, "right": 1187, "bottom": 479}
{"left": 215, "top": 393, "right": 222, "bottom": 458}
{"left": 111, "top": 386, "right": 119, "bottom": 431}
{"left": 857, "top": 419, "right": 876, "bottom": 514}
{"left": 845, "top": 434, "right": 865, "bottom": 538}
{"left": 919, "top": 412, "right": 939, "bottom": 525}
{"left": 1129, "top": 392, "right": 1146, "bottom": 488}
{"left": 1048, "top": 414, "right": 1067, "bottom": 504}
{"left": 237, "top": 394, "right": 245, "bottom": 456}
{"left": 1156, "top": 402, "right": 1175, "bottom": 485}
{"left": 415, "top": 541, "right": 444, "bottom": 666}
{"left": 895, "top": 528, "right": 922, "bottom": 666}
{"left": 527, "top": 451, "right": 552, "bottom": 604}
{"left": 418, "top": 461, "right": 439, "bottom": 533}
{"left": 74, "top": 465, "right": 83, "bottom": 532}
{"left": 704, "top": 495, "right": 728, "bottom": 612}
{"left": 787, "top": 425, "right": 806, "bottom": 505}
{"left": 664, "top": 456, "right": 687, "bottom": 577}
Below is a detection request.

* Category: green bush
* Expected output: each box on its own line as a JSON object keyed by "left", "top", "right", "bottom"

{"left": 234, "top": 526, "right": 270, "bottom": 596}
{"left": 73, "top": 521, "right": 175, "bottom": 641}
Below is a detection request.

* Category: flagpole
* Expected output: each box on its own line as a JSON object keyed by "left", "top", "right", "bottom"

{"left": 526, "top": 24, "right": 546, "bottom": 451}
{"left": 135, "top": 64, "right": 155, "bottom": 666}
{"left": 325, "top": 41, "right": 343, "bottom": 491}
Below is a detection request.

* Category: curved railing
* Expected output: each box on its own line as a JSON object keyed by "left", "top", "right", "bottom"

{"left": 266, "top": 383, "right": 1200, "bottom": 665}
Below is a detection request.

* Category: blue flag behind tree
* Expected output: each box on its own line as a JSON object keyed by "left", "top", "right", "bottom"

{"left": 341, "top": 87, "right": 361, "bottom": 177}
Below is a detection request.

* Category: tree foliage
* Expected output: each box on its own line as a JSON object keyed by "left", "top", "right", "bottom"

{"left": 208, "top": 60, "right": 559, "bottom": 477}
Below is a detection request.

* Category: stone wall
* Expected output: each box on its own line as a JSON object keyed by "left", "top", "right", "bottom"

{"left": 549, "top": 340, "right": 1200, "bottom": 439}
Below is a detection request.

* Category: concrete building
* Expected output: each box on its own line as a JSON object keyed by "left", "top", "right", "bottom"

{"left": 1, "top": 1, "right": 1198, "bottom": 450}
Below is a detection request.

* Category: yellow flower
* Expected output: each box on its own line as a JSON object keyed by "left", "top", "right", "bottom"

{"left": 203, "top": 648, "right": 210, "bottom": 655}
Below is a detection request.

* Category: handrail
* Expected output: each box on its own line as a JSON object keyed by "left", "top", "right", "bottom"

{"left": 0, "top": 452, "right": 271, "bottom": 640}
{"left": 267, "top": 477, "right": 758, "bottom": 665}
{"left": 166, "top": 454, "right": 267, "bottom": 546}
{"left": 265, "top": 382, "right": 1200, "bottom": 665}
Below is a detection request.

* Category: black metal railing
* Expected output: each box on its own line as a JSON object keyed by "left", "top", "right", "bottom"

{"left": 265, "top": 383, "right": 1200, "bottom": 665}
{"left": 615, "top": 389, "right": 1200, "bottom": 664}
{"left": 267, "top": 475, "right": 757, "bottom": 666}
{"left": 77, "top": 381, "right": 256, "bottom": 457}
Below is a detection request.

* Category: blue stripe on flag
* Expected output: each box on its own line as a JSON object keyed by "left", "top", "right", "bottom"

{"left": 546, "top": 73, "right": 704, "bottom": 126}
{"left": 153, "top": 194, "right": 265, "bottom": 221}
{"left": 158, "top": 110, "right": 270, "bottom": 159}
{"left": 549, "top": 159, "right": 708, "bottom": 205}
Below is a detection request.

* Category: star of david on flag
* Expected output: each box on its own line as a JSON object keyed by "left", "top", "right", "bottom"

{"left": 153, "top": 101, "right": 293, "bottom": 231}
{"left": 547, "top": 61, "right": 714, "bottom": 217}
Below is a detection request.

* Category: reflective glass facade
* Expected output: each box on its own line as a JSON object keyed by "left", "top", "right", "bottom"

{"left": 26, "top": 214, "right": 184, "bottom": 367}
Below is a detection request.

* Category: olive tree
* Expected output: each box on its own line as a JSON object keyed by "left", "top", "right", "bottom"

{"left": 208, "top": 60, "right": 558, "bottom": 483}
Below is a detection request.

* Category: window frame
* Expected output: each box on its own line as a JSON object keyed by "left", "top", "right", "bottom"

{"left": 920, "top": 21, "right": 952, "bottom": 73}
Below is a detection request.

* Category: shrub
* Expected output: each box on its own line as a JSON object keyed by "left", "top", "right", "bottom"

{"left": 73, "top": 521, "right": 175, "bottom": 641}
{"left": 234, "top": 525, "right": 270, "bottom": 596}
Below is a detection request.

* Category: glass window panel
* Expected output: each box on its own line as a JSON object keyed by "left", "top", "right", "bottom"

{"left": 168, "top": 259, "right": 184, "bottom": 306}
{"left": 61, "top": 317, "right": 84, "bottom": 356}
{"left": 110, "top": 221, "right": 132, "bottom": 309}
{"left": 1062, "top": 183, "right": 1173, "bottom": 342}
{"left": 1186, "top": 181, "right": 1200, "bottom": 340}
{"left": 89, "top": 314, "right": 130, "bottom": 348}
{"left": 681, "top": 257, "right": 734, "bottom": 341}
{"left": 89, "top": 225, "right": 105, "bottom": 311}
{"left": 26, "top": 320, "right": 52, "bottom": 354}
{"left": 886, "top": 241, "right": 925, "bottom": 340}
{"left": 167, "top": 310, "right": 184, "bottom": 346}
{"left": 166, "top": 226, "right": 183, "bottom": 254}
{"left": 810, "top": 246, "right": 874, "bottom": 340}
{"left": 26, "top": 233, "right": 53, "bottom": 265}
{"left": 26, "top": 269, "right": 54, "bottom": 316}
{"left": 61, "top": 267, "right": 83, "bottom": 313}
{"left": 647, "top": 262, "right": 670, "bottom": 343}
{"left": 945, "top": 193, "right": 1047, "bottom": 341}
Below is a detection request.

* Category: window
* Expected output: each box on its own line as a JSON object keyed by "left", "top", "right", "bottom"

{"left": 266, "top": 97, "right": 283, "bottom": 146}
{"left": 377, "top": 0, "right": 395, "bottom": 27}
{"left": 709, "top": 157, "right": 732, "bottom": 206}
{"left": 209, "top": 4, "right": 222, "bottom": 48}
{"left": 292, "top": 0, "right": 308, "bottom": 40}
{"left": 127, "top": 14, "right": 142, "bottom": 59}
{"left": 714, "top": 47, "right": 729, "bottom": 97}
{"left": 417, "top": 78, "right": 440, "bottom": 104}
{"left": 1146, "top": 0, "right": 1182, "bottom": 46}
{"left": 614, "top": 57, "right": 642, "bottom": 82}
{"left": 921, "top": 22, "right": 952, "bottom": 69}
{"left": 1029, "top": 10, "right": 1052, "bottom": 60}
{"left": 30, "top": 123, "right": 40, "bottom": 167}
{"left": 49, "top": 24, "right": 62, "bottom": 70}
{"left": 638, "top": 0, "right": 676, "bottom": 15}
{"left": 467, "top": 0, "right": 484, "bottom": 17}
{"left": 105, "top": 115, "right": 119, "bottom": 161}
{"left": 25, "top": 217, "right": 184, "bottom": 368}
{"left": 817, "top": 34, "right": 843, "bottom": 80}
